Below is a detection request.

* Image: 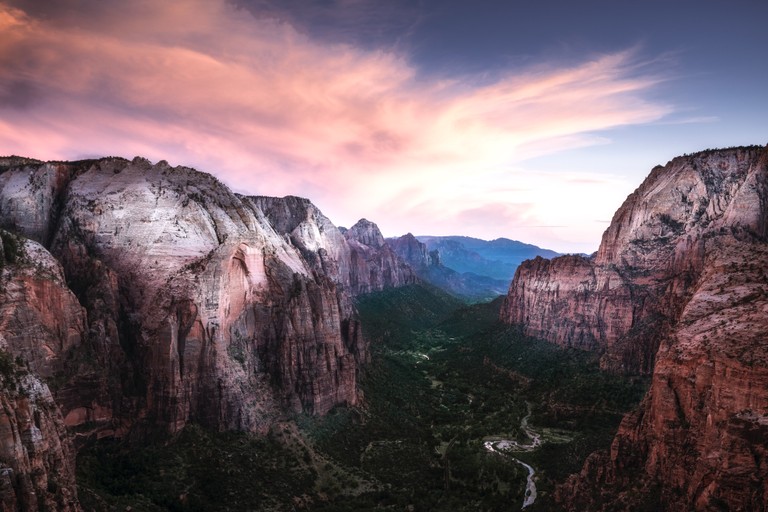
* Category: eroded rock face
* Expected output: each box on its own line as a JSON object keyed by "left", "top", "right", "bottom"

{"left": 501, "top": 146, "right": 767, "bottom": 374}
{"left": 344, "top": 219, "right": 417, "bottom": 295}
{"left": 0, "top": 374, "right": 80, "bottom": 512}
{"left": 388, "top": 233, "right": 434, "bottom": 269}
{"left": 500, "top": 145, "right": 768, "bottom": 510}
{"left": 558, "top": 237, "right": 768, "bottom": 511}
{"left": 0, "top": 156, "right": 412, "bottom": 443}
{"left": 0, "top": 239, "right": 86, "bottom": 379}
{"left": 0, "top": 156, "right": 419, "bottom": 510}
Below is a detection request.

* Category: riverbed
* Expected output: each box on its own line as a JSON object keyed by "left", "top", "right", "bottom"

{"left": 483, "top": 403, "right": 541, "bottom": 509}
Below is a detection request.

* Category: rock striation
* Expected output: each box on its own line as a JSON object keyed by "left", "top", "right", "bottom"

{"left": 0, "top": 234, "right": 84, "bottom": 510}
{"left": 502, "top": 145, "right": 768, "bottom": 374}
{"left": 501, "top": 145, "right": 768, "bottom": 510}
{"left": 343, "top": 219, "right": 417, "bottom": 295}
{"left": 0, "top": 155, "right": 417, "bottom": 509}
{"left": 0, "top": 373, "right": 80, "bottom": 511}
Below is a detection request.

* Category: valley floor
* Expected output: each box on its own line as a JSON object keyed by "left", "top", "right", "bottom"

{"left": 77, "top": 285, "right": 648, "bottom": 512}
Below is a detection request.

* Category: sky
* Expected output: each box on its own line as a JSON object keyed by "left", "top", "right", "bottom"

{"left": 1, "top": 0, "right": 766, "bottom": 253}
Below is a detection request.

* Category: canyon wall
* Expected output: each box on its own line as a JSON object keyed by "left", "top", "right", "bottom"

{"left": 0, "top": 156, "right": 415, "bottom": 508}
{"left": 501, "top": 146, "right": 768, "bottom": 510}
{"left": 0, "top": 235, "right": 82, "bottom": 511}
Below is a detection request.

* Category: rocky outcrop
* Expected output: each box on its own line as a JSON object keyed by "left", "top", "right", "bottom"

{"left": 0, "top": 156, "right": 422, "bottom": 510}
{"left": 0, "top": 238, "right": 86, "bottom": 380}
{"left": 388, "top": 233, "right": 436, "bottom": 269}
{"left": 558, "top": 235, "right": 768, "bottom": 511}
{"left": 0, "top": 156, "right": 414, "bottom": 443}
{"left": 0, "top": 370, "right": 80, "bottom": 511}
{"left": 502, "top": 145, "right": 767, "bottom": 374}
{"left": 249, "top": 200, "right": 416, "bottom": 295}
{"left": 0, "top": 234, "right": 85, "bottom": 510}
{"left": 500, "top": 145, "right": 768, "bottom": 510}
{"left": 343, "top": 219, "right": 417, "bottom": 295}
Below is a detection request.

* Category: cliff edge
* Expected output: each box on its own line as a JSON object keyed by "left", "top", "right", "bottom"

{"left": 501, "top": 145, "right": 768, "bottom": 510}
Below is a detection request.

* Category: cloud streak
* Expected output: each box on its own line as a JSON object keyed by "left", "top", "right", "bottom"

{"left": 0, "top": 0, "right": 672, "bottom": 251}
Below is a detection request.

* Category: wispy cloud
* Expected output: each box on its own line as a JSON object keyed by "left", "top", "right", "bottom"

{"left": 0, "top": 0, "right": 671, "bottom": 252}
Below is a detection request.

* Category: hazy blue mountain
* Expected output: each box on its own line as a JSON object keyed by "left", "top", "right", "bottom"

{"left": 386, "top": 234, "right": 524, "bottom": 302}
{"left": 416, "top": 236, "right": 560, "bottom": 281}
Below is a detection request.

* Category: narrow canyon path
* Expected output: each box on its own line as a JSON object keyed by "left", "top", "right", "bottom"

{"left": 483, "top": 403, "right": 541, "bottom": 509}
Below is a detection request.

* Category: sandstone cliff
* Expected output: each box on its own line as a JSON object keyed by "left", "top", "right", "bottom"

{"left": 501, "top": 145, "right": 768, "bottom": 510}
{"left": 0, "top": 156, "right": 420, "bottom": 510}
{"left": 0, "top": 234, "right": 81, "bottom": 511}
{"left": 343, "top": 219, "right": 417, "bottom": 295}
{"left": 502, "top": 145, "right": 767, "bottom": 374}
{"left": 0, "top": 156, "right": 413, "bottom": 437}
{"left": 0, "top": 373, "right": 80, "bottom": 512}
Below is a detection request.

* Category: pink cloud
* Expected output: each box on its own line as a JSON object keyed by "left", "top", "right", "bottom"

{"left": 0, "top": 0, "right": 672, "bottom": 251}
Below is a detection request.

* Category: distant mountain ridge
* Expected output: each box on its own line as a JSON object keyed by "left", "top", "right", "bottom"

{"left": 385, "top": 234, "right": 519, "bottom": 302}
{"left": 416, "top": 235, "right": 559, "bottom": 282}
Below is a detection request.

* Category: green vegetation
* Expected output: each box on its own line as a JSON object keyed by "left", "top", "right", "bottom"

{"left": 300, "top": 285, "right": 648, "bottom": 510}
{"left": 77, "top": 284, "right": 649, "bottom": 511}
{"left": 0, "top": 349, "right": 29, "bottom": 393}
{"left": 0, "top": 229, "right": 23, "bottom": 270}
{"left": 78, "top": 425, "right": 318, "bottom": 512}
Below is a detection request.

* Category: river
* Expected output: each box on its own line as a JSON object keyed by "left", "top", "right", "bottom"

{"left": 483, "top": 403, "right": 540, "bottom": 509}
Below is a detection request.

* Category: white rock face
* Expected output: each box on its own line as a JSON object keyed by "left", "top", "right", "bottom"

{"left": 0, "top": 162, "right": 72, "bottom": 243}
{"left": 0, "top": 155, "right": 416, "bottom": 439}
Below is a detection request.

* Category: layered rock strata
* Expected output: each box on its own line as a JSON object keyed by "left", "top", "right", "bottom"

{"left": 0, "top": 154, "right": 415, "bottom": 443}
{"left": 502, "top": 145, "right": 767, "bottom": 374}
{"left": 342, "top": 219, "right": 417, "bottom": 295}
{"left": 0, "top": 374, "right": 80, "bottom": 511}
{"left": 501, "top": 146, "right": 768, "bottom": 510}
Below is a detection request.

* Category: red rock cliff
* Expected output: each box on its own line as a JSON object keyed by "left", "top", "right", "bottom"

{"left": 0, "top": 156, "right": 419, "bottom": 510}
{"left": 0, "top": 235, "right": 81, "bottom": 511}
{"left": 501, "top": 145, "right": 768, "bottom": 510}
{"left": 502, "top": 145, "right": 767, "bottom": 374}
{"left": 0, "top": 156, "right": 413, "bottom": 440}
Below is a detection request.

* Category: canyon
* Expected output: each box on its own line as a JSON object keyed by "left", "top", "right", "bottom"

{"left": 502, "top": 145, "right": 768, "bottom": 510}
{"left": 0, "top": 145, "right": 765, "bottom": 511}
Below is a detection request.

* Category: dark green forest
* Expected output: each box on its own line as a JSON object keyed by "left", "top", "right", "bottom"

{"left": 78, "top": 284, "right": 648, "bottom": 511}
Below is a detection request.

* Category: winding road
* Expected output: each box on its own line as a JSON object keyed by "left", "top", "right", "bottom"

{"left": 483, "top": 403, "right": 541, "bottom": 509}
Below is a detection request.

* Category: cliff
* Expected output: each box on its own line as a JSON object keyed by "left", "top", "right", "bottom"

{"left": 0, "top": 373, "right": 80, "bottom": 511}
{"left": 343, "top": 219, "right": 417, "bottom": 294}
{"left": 0, "top": 156, "right": 416, "bottom": 509}
{"left": 502, "top": 145, "right": 767, "bottom": 374}
{"left": 0, "top": 234, "right": 82, "bottom": 510}
{"left": 501, "top": 145, "right": 768, "bottom": 510}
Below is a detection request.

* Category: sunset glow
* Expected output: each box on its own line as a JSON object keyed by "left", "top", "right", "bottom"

{"left": 1, "top": 0, "right": 766, "bottom": 252}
